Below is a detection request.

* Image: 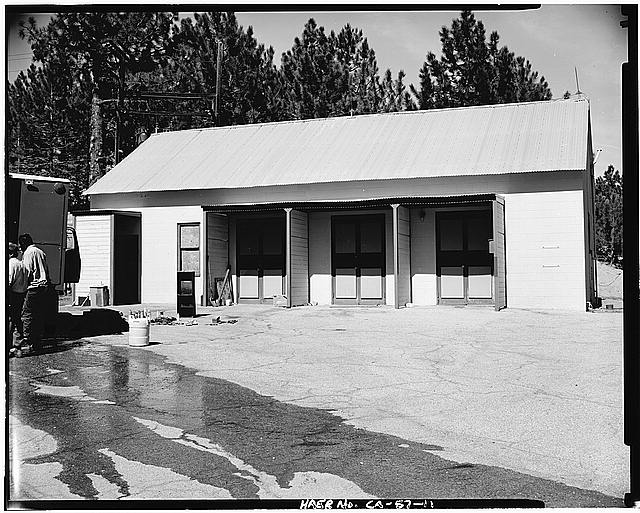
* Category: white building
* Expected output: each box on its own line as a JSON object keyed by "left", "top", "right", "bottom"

{"left": 76, "top": 97, "right": 597, "bottom": 311}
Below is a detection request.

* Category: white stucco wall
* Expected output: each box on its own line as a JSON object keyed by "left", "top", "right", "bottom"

{"left": 504, "top": 191, "right": 586, "bottom": 310}
{"left": 410, "top": 208, "right": 437, "bottom": 306}
{"left": 138, "top": 206, "right": 204, "bottom": 304}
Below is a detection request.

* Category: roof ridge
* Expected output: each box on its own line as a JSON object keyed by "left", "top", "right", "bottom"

{"left": 149, "top": 97, "right": 588, "bottom": 138}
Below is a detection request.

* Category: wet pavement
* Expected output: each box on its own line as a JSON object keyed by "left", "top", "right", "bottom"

{"left": 8, "top": 332, "right": 624, "bottom": 507}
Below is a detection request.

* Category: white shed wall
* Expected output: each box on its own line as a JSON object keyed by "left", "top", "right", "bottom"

{"left": 308, "top": 213, "right": 331, "bottom": 305}
{"left": 88, "top": 171, "right": 584, "bottom": 210}
{"left": 410, "top": 209, "right": 438, "bottom": 305}
{"left": 139, "top": 206, "right": 204, "bottom": 304}
{"left": 88, "top": 171, "right": 589, "bottom": 310}
{"left": 74, "top": 215, "right": 112, "bottom": 301}
{"left": 504, "top": 191, "right": 586, "bottom": 310}
{"left": 396, "top": 206, "right": 412, "bottom": 307}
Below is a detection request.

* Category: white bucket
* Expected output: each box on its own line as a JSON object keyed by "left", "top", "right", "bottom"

{"left": 129, "top": 317, "right": 150, "bottom": 347}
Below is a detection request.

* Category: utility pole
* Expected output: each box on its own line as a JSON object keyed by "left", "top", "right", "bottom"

{"left": 49, "top": 81, "right": 54, "bottom": 175}
{"left": 114, "top": 60, "right": 125, "bottom": 165}
{"left": 214, "top": 40, "right": 223, "bottom": 125}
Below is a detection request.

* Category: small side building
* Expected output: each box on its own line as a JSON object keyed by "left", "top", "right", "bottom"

{"left": 77, "top": 97, "right": 598, "bottom": 311}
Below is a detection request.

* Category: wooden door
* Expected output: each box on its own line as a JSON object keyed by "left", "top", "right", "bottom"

{"left": 237, "top": 218, "right": 285, "bottom": 302}
{"left": 436, "top": 210, "right": 493, "bottom": 304}
{"left": 332, "top": 215, "right": 385, "bottom": 305}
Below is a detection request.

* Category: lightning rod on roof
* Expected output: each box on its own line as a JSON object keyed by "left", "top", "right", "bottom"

{"left": 574, "top": 67, "right": 582, "bottom": 95}
{"left": 593, "top": 148, "right": 603, "bottom": 166}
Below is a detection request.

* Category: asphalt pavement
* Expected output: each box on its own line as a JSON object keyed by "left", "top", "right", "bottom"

{"left": 7, "top": 303, "right": 627, "bottom": 507}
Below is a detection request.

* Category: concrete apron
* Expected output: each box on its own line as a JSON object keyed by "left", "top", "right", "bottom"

{"left": 85, "top": 303, "right": 627, "bottom": 498}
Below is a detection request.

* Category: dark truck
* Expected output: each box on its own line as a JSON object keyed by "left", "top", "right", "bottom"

{"left": 7, "top": 173, "right": 80, "bottom": 290}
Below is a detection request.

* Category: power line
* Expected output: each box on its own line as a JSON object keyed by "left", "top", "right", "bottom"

{"left": 121, "top": 109, "right": 211, "bottom": 117}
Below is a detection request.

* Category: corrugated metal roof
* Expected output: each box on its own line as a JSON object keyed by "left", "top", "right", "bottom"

{"left": 85, "top": 97, "right": 590, "bottom": 196}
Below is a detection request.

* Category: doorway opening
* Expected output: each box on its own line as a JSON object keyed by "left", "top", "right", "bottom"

{"left": 113, "top": 214, "right": 141, "bottom": 305}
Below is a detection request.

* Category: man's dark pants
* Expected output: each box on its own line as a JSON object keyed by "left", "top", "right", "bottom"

{"left": 8, "top": 290, "right": 26, "bottom": 347}
{"left": 22, "top": 285, "right": 56, "bottom": 348}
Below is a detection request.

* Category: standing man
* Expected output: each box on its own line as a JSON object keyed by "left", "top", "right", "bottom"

{"left": 8, "top": 242, "right": 28, "bottom": 352}
{"left": 18, "top": 233, "right": 53, "bottom": 353}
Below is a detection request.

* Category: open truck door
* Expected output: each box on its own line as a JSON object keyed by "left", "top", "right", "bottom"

{"left": 65, "top": 226, "right": 81, "bottom": 283}
{"left": 7, "top": 173, "right": 80, "bottom": 289}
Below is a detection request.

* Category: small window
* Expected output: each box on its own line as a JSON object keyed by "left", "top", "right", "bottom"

{"left": 178, "top": 223, "right": 200, "bottom": 276}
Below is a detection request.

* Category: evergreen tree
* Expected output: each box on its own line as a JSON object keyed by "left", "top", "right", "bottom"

{"left": 333, "top": 24, "right": 382, "bottom": 114}
{"left": 409, "top": 61, "right": 436, "bottom": 110}
{"left": 280, "top": 19, "right": 343, "bottom": 119}
{"left": 280, "top": 19, "right": 384, "bottom": 119}
{"left": 163, "top": 12, "right": 284, "bottom": 127}
{"left": 380, "top": 69, "right": 416, "bottom": 112}
{"left": 7, "top": 61, "right": 91, "bottom": 209}
{"left": 412, "top": 10, "right": 552, "bottom": 108}
{"left": 19, "top": 12, "right": 176, "bottom": 183}
{"left": 595, "top": 165, "right": 624, "bottom": 265}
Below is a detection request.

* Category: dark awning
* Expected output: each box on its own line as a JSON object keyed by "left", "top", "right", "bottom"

{"left": 203, "top": 194, "right": 496, "bottom": 213}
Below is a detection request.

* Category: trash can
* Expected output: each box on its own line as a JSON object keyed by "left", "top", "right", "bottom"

{"left": 89, "top": 286, "right": 110, "bottom": 307}
{"left": 177, "top": 271, "right": 196, "bottom": 317}
{"left": 128, "top": 316, "right": 150, "bottom": 346}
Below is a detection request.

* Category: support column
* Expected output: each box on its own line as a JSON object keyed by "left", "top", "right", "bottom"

{"left": 201, "top": 209, "right": 207, "bottom": 306}
{"left": 492, "top": 196, "right": 507, "bottom": 311}
{"left": 392, "top": 204, "right": 412, "bottom": 309}
{"left": 285, "top": 208, "right": 310, "bottom": 308}
{"left": 285, "top": 208, "right": 292, "bottom": 308}
{"left": 392, "top": 204, "right": 400, "bottom": 309}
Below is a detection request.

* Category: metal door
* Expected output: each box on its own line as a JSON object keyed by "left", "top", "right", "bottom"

{"left": 332, "top": 215, "right": 385, "bottom": 305}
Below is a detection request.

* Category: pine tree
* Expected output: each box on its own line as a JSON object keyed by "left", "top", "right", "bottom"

{"left": 279, "top": 19, "right": 384, "bottom": 119}
{"left": 412, "top": 10, "right": 552, "bottom": 109}
{"left": 409, "top": 61, "right": 435, "bottom": 110}
{"left": 595, "top": 165, "right": 624, "bottom": 265}
{"left": 7, "top": 61, "right": 91, "bottom": 209}
{"left": 380, "top": 69, "right": 415, "bottom": 112}
{"left": 164, "top": 12, "right": 284, "bottom": 127}
{"left": 19, "top": 12, "right": 176, "bottom": 184}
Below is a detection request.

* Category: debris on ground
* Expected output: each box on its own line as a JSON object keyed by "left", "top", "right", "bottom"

{"left": 149, "top": 316, "right": 197, "bottom": 326}
{"left": 149, "top": 316, "right": 177, "bottom": 325}
{"left": 209, "top": 316, "right": 238, "bottom": 325}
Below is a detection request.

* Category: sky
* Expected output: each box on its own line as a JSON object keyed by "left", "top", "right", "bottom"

{"left": 5, "top": 5, "right": 630, "bottom": 177}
